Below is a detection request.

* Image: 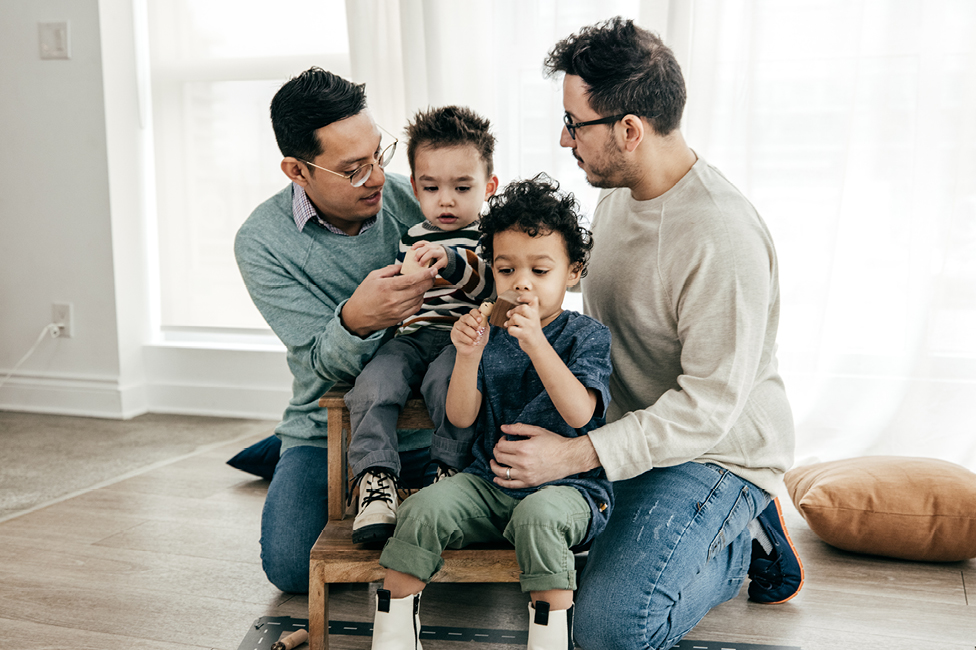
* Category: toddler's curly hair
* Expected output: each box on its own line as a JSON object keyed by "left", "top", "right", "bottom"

{"left": 479, "top": 173, "right": 593, "bottom": 277}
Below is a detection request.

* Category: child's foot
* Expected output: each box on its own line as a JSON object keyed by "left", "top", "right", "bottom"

{"left": 352, "top": 468, "right": 398, "bottom": 545}
{"left": 372, "top": 589, "right": 422, "bottom": 649}
{"left": 432, "top": 462, "right": 458, "bottom": 483}
{"left": 747, "top": 497, "right": 804, "bottom": 603}
{"left": 421, "top": 460, "right": 459, "bottom": 486}
{"left": 527, "top": 601, "right": 574, "bottom": 650}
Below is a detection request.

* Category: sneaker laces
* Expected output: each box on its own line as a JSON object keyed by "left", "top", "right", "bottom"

{"left": 423, "top": 460, "right": 459, "bottom": 484}
{"left": 360, "top": 470, "right": 398, "bottom": 508}
{"left": 435, "top": 465, "right": 458, "bottom": 482}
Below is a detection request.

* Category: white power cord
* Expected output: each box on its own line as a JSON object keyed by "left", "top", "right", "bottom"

{"left": 0, "top": 323, "right": 62, "bottom": 391}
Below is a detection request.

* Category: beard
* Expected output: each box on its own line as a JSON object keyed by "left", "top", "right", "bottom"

{"left": 579, "top": 137, "right": 641, "bottom": 189}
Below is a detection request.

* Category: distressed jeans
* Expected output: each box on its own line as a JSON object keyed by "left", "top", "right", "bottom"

{"left": 575, "top": 461, "right": 770, "bottom": 650}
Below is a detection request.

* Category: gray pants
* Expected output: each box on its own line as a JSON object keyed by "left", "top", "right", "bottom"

{"left": 344, "top": 328, "right": 475, "bottom": 479}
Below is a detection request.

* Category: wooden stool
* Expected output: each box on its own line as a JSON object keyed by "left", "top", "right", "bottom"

{"left": 308, "top": 390, "right": 520, "bottom": 650}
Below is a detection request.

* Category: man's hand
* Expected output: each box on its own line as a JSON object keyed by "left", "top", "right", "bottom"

{"left": 451, "top": 308, "right": 489, "bottom": 358}
{"left": 340, "top": 263, "right": 436, "bottom": 338}
{"left": 490, "top": 423, "right": 601, "bottom": 488}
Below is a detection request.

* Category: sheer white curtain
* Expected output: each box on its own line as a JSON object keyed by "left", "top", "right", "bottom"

{"left": 347, "top": 0, "right": 976, "bottom": 470}
{"left": 345, "top": 0, "right": 655, "bottom": 216}
{"left": 147, "top": 0, "right": 351, "bottom": 331}
{"left": 681, "top": 0, "right": 976, "bottom": 470}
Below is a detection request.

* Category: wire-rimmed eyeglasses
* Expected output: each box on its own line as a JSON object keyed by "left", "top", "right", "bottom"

{"left": 563, "top": 112, "right": 630, "bottom": 140}
{"left": 300, "top": 126, "right": 398, "bottom": 187}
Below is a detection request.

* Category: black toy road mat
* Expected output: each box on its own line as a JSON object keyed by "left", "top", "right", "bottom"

{"left": 239, "top": 616, "right": 801, "bottom": 649}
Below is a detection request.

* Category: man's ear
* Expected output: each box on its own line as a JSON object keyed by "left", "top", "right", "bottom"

{"left": 619, "top": 115, "right": 645, "bottom": 153}
{"left": 484, "top": 174, "right": 500, "bottom": 200}
{"left": 281, "top": 158, "right": 309, "bottom": 186}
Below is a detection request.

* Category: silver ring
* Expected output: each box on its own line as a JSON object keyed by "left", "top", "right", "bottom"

{"left": 506, "top": 467, "right": 512, "bottom": 481}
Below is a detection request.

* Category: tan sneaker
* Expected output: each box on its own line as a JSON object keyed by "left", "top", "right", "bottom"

{"left": 351, "top": 469, "right": 398, "bottom": 545}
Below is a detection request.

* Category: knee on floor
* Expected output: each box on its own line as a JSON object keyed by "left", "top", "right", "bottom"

{"left": 261, "top": 555, "right": 309, "bottom": 594}
{"left": 574, "top": 598, "right": 676, "bottom": 650}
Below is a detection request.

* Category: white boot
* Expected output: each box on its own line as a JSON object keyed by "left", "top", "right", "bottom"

{"left": 527, "top": 601, "right": 574, "bottom": 650}
{"left": 371, "top": 589, "right": 422, "bottom": 650}
{"left": 352, "top": 469, "right": 398, "bottom": 545}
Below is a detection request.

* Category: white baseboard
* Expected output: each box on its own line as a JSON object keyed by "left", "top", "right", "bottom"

{"left": 0, "top": 372, "right": 133, "bottom": 419}
{"left": 1, "top": 345, "right": 291, "bottom": 421}
{"left": 142, "top": 343, "right": 291, "bottom": 420}
{"left": 146, "top": 382, "right": 289, "bottom": 420}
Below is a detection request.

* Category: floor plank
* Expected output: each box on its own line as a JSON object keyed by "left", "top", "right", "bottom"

{"left": 0, "top": 504, "right": 149, "bottom": 544}
{"left": 93, "top": 518, "right": 261, "bottom": 565}
{"left": 44, "top": 485, "right": 266, "bottom": 529}
{"left": 691, "top": 586, "right": 976, "bottom": 648}
{"left": 788, "top": 526, "right": 969, "bottom": 606}
{"left": 99, "top": 456, "right": 263, "bottom": 500}
{"left": 962, "top": 562, "right": 975, "bottom": 606}
{"left": 0, "top": 534, "right": 281, "bottom": 606}
{"left": 0, "top": 617, "right": 212, "bottom": 650}
{"left": 0, "top": 571, "right": 273, "bottom": 650}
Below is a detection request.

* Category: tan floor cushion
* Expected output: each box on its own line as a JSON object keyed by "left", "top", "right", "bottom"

{"left": 785, "top": 456, "right": 976, "bottom": 562}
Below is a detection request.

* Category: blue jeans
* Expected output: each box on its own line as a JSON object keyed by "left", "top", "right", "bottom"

{"left": 260, "top": 444, "right": 435, "bottom": 593}
{"left": 575, "top": 462, "right": 770, "bottom": 650}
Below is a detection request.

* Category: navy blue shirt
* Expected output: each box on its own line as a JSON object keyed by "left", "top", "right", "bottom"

{"left": 464, "top": 310, "right": 613, "bottom": 543}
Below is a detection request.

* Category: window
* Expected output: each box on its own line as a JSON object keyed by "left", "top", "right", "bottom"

{"left": 147, "top": 0, "right": 350, "bottom": 330}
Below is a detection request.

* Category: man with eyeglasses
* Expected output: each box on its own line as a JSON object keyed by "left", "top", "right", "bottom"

{"left": 488, "top": 18, "right": 803, "bottom": 649}
{"left": 235, "top": 67, "right": 435, "bottom": 593}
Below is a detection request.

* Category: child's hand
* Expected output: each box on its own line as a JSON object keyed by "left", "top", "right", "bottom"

{"left": 451, "top": 308, "right": 489, "bottom": 357}
{"left": 505, "top": 296, "right": 547, "bottom": 354}
{"left": 412, "top": 241, "right": 449, "bottom": 272}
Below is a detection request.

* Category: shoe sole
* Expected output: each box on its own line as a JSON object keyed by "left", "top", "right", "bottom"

{"left": 755, "top": 497, "right": 804, "bottom": 604}
{"left": 352, "top": 522, "right": 396, "bottom": 545}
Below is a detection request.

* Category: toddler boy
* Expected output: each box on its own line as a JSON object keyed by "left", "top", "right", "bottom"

{"left": 370, "top": 174, "right": 613, "bottom": 650}
{"left": 345, "top": 106, "right": 499, "bottom": 544}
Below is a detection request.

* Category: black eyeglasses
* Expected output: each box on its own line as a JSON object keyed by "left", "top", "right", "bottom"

{"left": 563, "top": 112, "right": 630, "bottom": 140}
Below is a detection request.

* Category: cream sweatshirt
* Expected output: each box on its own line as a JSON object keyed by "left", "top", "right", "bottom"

{"left": 582, "top": 157, "right": 794, "bottom": 496}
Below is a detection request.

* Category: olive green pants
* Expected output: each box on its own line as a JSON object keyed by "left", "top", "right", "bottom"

{"left": 379, "top": 473, "right": 591, "bottom": 592}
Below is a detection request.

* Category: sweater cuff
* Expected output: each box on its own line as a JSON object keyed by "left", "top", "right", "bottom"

{"left": 322, "top": 299, "right": 387, "bottom": 371}
{"left": 440, "top": 245, "right": 460, "bottom": 282}
{"left": 588, "top": 418, "right": 654, "bottom": 482}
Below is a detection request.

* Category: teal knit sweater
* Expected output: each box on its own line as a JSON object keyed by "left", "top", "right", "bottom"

{"left": 235, "top": 174, "right": 425, "bottom": 451}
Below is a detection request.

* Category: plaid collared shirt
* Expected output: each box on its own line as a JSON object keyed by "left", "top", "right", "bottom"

{"left": 291, "top": 182, "right": 376, "bottom": 235}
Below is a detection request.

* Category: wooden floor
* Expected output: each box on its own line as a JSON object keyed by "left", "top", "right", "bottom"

{"left": 0, "top": 426, "right": 973, "bottom": 650}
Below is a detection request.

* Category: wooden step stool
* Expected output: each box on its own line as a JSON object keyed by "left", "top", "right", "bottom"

{"left": 308, "top": 390, "right": 520, "bottom": 650}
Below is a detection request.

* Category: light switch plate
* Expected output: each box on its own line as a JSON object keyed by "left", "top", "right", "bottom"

{"left": 39, "top": 22, "right": 70, "bottom": 60}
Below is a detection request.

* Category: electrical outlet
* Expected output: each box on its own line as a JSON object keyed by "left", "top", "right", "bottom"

{"left": 39, "top": 22, "right": 70, "bottom": 60}
{"left": 52, "top": 302, "right": 73, "bottom": 338}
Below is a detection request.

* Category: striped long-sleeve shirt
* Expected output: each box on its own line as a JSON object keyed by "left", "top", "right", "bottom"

{"left": 397, "top": 220, "right": 494, "bottom": 336}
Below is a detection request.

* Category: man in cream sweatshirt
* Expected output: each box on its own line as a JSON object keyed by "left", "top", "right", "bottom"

{"left": 489, "top": 18, "right": 803, "bottom": 649}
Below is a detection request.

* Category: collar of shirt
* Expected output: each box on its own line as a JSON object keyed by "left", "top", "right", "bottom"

{"left": 291, "top": 182, "right": 376, "bottom": 235}
{"left": 418, "top": 219, "right": 479, "bottom": 233}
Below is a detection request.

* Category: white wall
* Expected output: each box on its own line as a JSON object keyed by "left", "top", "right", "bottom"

{"left": 0, "top": 0, "right": 126, "bottom": 416}
{"left": 0, "top": 0, "right": 292, "bottom": 421}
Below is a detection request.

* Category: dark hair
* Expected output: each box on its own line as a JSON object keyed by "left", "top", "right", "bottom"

{"left": 544, "top": 17, "right": 686, "bottom": 136}
{"left": 406, "top": 105, "right": 496, "bottom": 177}
{"left": 480, "top": 173, "right": 593, "bottom": 277}
{"left": 270, "top": 67, "right": 367, "bottom": 163}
